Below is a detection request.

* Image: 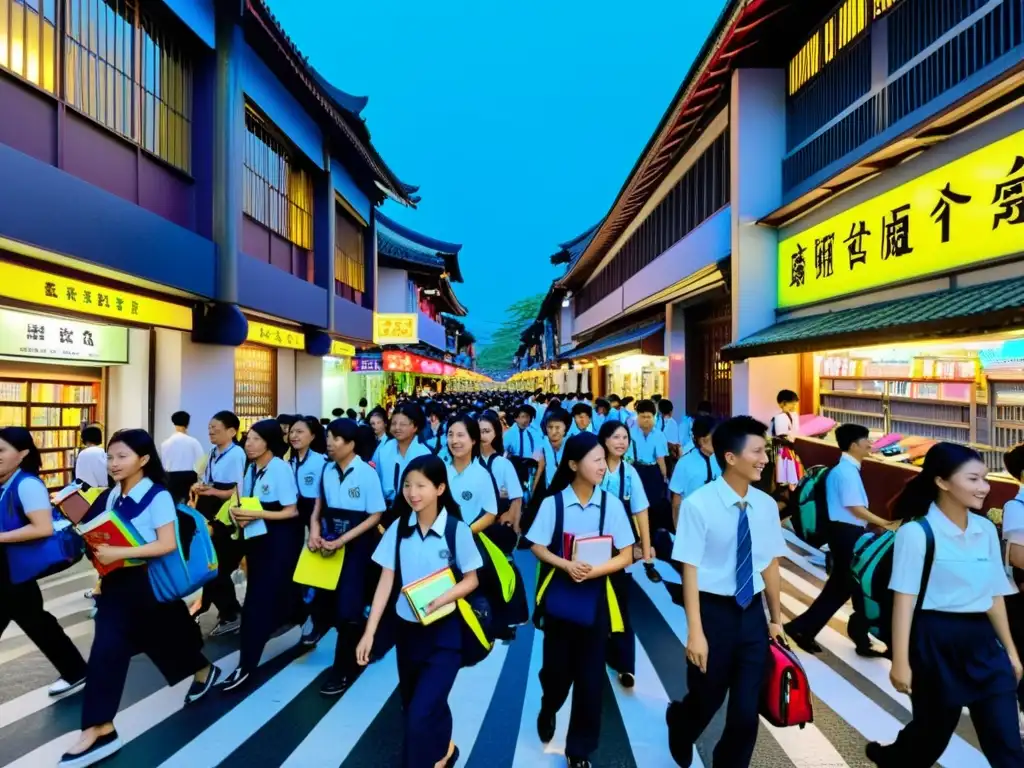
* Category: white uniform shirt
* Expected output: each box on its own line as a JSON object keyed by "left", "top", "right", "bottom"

{"left": 533, "top": 438, "right": 567, "bottom": 486}
{"left": 159, "top": 432, "right": 205, "bottom": 473}
{"left": 669, "top": 448, "right": 722, "bottom": 499}
{"left": 601, "top": 460, "right": 649, "bottom": 515}
{"left": 75, "top": 445, "right": 108, "bottom": 489}
{"left": 673, "top": 477, "right": 788, "bottom": 597}
{"left": 376, "top": 439, "right": 432, "bottom": 503}
{"left": 372, "top": 509, "right": 483, "bottom": 622}
{"left": 505, "top": 425, "right": 539, "bottom": 458}
{"left": 290, "top": 450, "right": 327, "bottom": 500}
{"left": 526, "top": 487, "right": 636, "bottom": 552}
{"left": 244, "top": 456, "right": 298, "bottom": 507}
{"left": 478, "top": 454, "right": 523, "bottom": 501}
{"left": 444, "top": 459, "right": 499, "bottom": 525}
{"left": 629, "top": 426, "right": 668, "bottom": 464}
{"left": 770, "top": 412, "right": 800, "bottom": 438}
{"left": 1002, "top": 488, "right": 1024, "bottom": 546}
{"left": 890, "top": 503, "right": 1014, "bottom": 612}
{"left": 204, "top": 443, "right": 246, "bottom": 490}
{"left": 826, "top": 454, "right": 869, "bottom": 527}
{"left": 320, "top": 456, "right": 386, "bottom": 512}
{"left": 105, "top": 477, "right": 176, "bottom": 543}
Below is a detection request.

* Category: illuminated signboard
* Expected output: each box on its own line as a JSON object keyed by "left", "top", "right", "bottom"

{"left": 352, "top": 355, "right": 383, "bottom": 373}
{"left": 383, "top": 351, "right": 444, "bottom": 376}
{"left": 0, "top": 308, "right": 129, "bottom": 364}
{"left": 373, "top": 313, "right": 419, "bottom": 344}
{"left": 0, "top": 261, "right": 192, "bottom": 330}
{"left": 778, "top": 129, "right": 1024, "bottom": 309}
{"left": 247, "top": 321, "right": 305, "bottom": 350}
{"left": 329, "top": 340, "right": 356, "bottom": 357}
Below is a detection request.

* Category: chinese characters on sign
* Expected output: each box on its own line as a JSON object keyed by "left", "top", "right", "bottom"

{"left": 246, "top": 322, "right": 306, "bottom": 350}
{"left": 778, "top": 130, "right": 1024, "bottom": 308}
{"left": 0, "top": 308, "right": 129, "bottom": 364}
{"left": 373, "top": 313, "right": 419, "bottom": 345}
{"left": 329, "top": 340, "right": 357, "bottom": 358}
{"left": 351, "top": 356, "right": 383, "bottom": 373}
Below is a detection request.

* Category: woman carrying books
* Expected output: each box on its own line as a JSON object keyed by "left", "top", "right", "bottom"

{"left": 218, "top": 419, "right": 300, "bottom": 693}
{"left": 527, "top": 432, "right": 636, "bottom": 768}
{"left": 356, "top": 455, "right": 482, "bottom": 768}
{"left": 60, "top": 429, "right": 218, "bottom": 768}
{"left": 0, "top": 427, "right": 88, "bottom": 699}
{"left": 308, "top": 418, "right": 386, "bottom": 696}
{"left": 290, "top": 416, "right": 329, "bottom": 648}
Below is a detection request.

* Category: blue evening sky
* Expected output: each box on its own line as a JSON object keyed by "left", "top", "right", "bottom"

{"left": 266, "top": 0, "right": 725, "bottom": 343}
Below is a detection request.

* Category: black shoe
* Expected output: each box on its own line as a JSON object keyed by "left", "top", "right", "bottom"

{"left": 58, "top": 731, "right": 123, "bottom": 767}
{"left": 319, "top": 674, "right": 352, "bottom": 697}
{"left": 218, "top": 667, "right": 250, "bottom": 692}
{"left": 444, "top": 744, "right": 460, "bottom": 767}
{"left": 618, "top": 672, "right": 635, "bottom": 688}
{"left": 784, "top": 623, "right": 823, "bottom": 654}
{"left": 537, "top": 710, "right": 555, "bottom": 743}
{"left": 854, "top": 643, "right": 887, "bottom": 659}
{"left": 185, "top": 665, "right": 221, "bottom": 705}
{"left": 644, "top": 562, "right": 663, "bottom": 583}
{"left": 210, "top": 617, "right": 241, "bottom": 637}
{"left": 567, "top": 757, "right": 591, "bottom": 768}
{"left": 666, "top": 702, "right": 693, "bottom": 768}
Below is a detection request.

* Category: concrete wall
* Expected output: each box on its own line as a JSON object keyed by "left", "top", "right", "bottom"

{"left": 107, "top": 328, "right": 151, "bottom": 435}
{"left": 665, "top": 302, "right": 686, "bottom": 403}
{"left": 377, "top": 268, "right": 411, "bottom": 313}
{"left": 295, "top": 352, "right": 324, "bottom": 416}
{"left": 277, "top": 349, "right": 297, "bottom": 415}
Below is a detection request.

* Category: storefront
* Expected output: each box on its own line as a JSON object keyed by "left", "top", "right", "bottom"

{"left": 322, "top": 349, "right": 386, "bottom": 413}
{"left": 236, "top": 319, "right": 315, "bottom": 432}
{"left": 562, "top": 320, "right": 665, "bottom": 399}
{"left": 382, "top": 350, "right": 488, "bottom": 396}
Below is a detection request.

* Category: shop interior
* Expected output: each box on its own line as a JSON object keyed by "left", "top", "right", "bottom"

{"left": 234, "top": 343, "right": 276, "bottom": 434}
{"left": 602, "top": 353, "right": 668, "bottom": 401}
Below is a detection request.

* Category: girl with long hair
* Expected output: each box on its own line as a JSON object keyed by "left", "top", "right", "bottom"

{"left": 867, "top": 442, "right": 1024, "bottom": 767}
{"left": 289, "top": 416, "right": 328, "bottom": 529}
{"left": 375, "top": 403, "right": 432, "bottom": 523}
{"left": 357, "top": 455, "right": 482, "bottom": 768}
{"left": 478, "top": 411, "right": 523, "bottom": 534}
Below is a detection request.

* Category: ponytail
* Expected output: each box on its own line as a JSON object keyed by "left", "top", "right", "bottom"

{"left": 891, "top": 441, "right": 985, "bottom": 521}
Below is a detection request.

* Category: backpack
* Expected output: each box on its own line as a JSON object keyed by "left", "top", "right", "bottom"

{"left": 147, "top": 503, "right": 219, "bottom": 603}
{"left": 0, "top": 472, "right": 84, "bottom": 584}
{"left": 850, "top": 518, "right": 935, "bottom": 645}
{"left": 788, "top": 465, "right": 831, "bottom": 548}
{"left": 761, "top": 637, "right": 813, "bottom": 729}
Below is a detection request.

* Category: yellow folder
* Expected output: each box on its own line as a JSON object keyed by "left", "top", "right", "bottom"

{"left": 402, "top": 568, "right": 457, "bottom": 625}
{"left": 293, "top": 546, "right": 346, "bottom": 590}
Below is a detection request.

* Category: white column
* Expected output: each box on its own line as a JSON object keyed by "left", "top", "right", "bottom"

{"left": 665, "top": 301, "right": 686, "bottom": 405}
{"left": 295, "top": 352, "right": 324, "bottom": 417}
{"left": 106, "top": 327, "right": 151, "bottom": 435}
{"left": 277, "top": 349, "right": 297, "bottom": 414}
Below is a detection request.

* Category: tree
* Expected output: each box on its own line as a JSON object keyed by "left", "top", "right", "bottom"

{"left": 474, "top": 293, "right": 545, "bottom": 370}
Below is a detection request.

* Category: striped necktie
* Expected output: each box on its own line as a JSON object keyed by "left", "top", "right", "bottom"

{"left": 735, "top": 500, "right": 754, "bottom": 609}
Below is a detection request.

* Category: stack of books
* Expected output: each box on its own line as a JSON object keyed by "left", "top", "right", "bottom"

{"left": 53, "top": 485, "right": 144, "bottom": 576}
{"left": 401, "top": 568, "right": 457, "bottom": 625}
{"left": 564, "top": 532, "right": 613, "bottom": 566}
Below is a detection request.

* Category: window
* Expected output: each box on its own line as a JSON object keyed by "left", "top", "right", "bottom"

{"left": 140, "top": 14, "right": 191, "bottom": 171}
{"left": 788, "top": 0, "right": 871, "bottom": 96}
{"left": 0, "top": 0, "right": 57, "bottom": 93}
{"left": 335, "top": 207, "right": 365, "bottom": 295}
{"left": 244, "top": 108, "right": 314, "bottom": 250}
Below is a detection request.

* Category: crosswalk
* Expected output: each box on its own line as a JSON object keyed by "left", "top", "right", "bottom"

{"left": 0, "top": 536, "right": 996, "bottom": 768}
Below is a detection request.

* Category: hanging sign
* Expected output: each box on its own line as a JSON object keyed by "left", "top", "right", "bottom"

{"left": 247, "top": 321, "right": 305, "bottom": 350}
{"left": 0, "top": 308, "right": 129, "bottom": 364}
{"left": 352, "top": 355, "right": 383, "bottom": 373}
{"left": 778, "top": 129, "right": 1024, "bottom": 309}
{"left": 373, "top": 313, "right": 419, "bottom": 344}
{"left": 329, "top": 340, "right": 356, "bottom": 357}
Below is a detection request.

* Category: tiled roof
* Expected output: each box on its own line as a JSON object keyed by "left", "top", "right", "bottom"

{"left": 722, "top": 276, "right": 1024, "bottom": 361}
{"left": 561, "top": 321, "right": 666, "bottom": 360}
{"left": 309, "top": 68, "right": 369, "bottom": 117}
{"left": 377, "top": 227, "right": 446, "bottom": 270}
{"left": 376, "top": 213, "right": 463, "bottom": 283}
{"left": 550, "top": 223, "right": 600, "bottom": 266}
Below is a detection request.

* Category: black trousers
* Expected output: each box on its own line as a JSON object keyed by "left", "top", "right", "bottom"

{"left": 0, "top": 575, "right": 87, "bottom": 683}
{"left": 668, "top": 593, "right": 767, "bottom": 768}
{"left": 200, "top": 521, "right": 243, "bottom": 621}
{"left": 82, "top": 567, "right": 207, "bottom": 728}
{"left": 1003, "top": 591, "right": 1024, "bottom": 711}
{"left": 238, "top": 523, "right": 303, "bottom": 671}
{"left": 787, "top": 521, "right": 870, "bottom": 645}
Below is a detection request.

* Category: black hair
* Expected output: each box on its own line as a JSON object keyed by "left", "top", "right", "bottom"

{"left": 447, "top": 414, "right": 482, "bottom": 459}
{"left": 391, "top": 455, "right": 464, "bottom": 535}
{"left": 108, "top": 428, "right": 166, "bottom": 485}
{"left": 355, "top": 425, "right": 378, "bottom": 462}
{"left": 546, "top": 432, "right": 603, "bottom": 498}
{"left": 392, "top": 402, "right": 426, "bottom": 432}
{"left": 292, "top": 415, "right": 327, "bottom": 454}
{"left": 594, "top": 398, "right": 610, "bottom": 413}
{"left": 320, "top": 417, "right": 331, "bottom": 426}
{"left": 835, "top": 423, "right": 870, "bottom": 453}
{"left": 516, "top": 404, "right": 536, "bottom": 421}
{"left": 247, "top": 418, "right": 289, "bottom": 459}
{"left": 544, "top": 408, "right": 572, "bottom": 430}
{"left": 658, "top": 399, "right": 674, "bottom": 415}
{"left": 81, "top": 425, "right": 103, "bottom": 446}
{"left": 777, "top": 389, "right": 799, "bottom": 405}
{"left": 212, "top": 410, "right": 241, "bottom": 434}
{"left": 171, "top": 411, "right": 191, "bottom": 428}
{"left": 478, "top": 411, "right": 505, "bottom": 455}
{"left": 1006, "top": 443, "right": 1024, "bottom": 482}
{"left": 652, "top": 394, "right": 662, "bottom": 402}
{"left": 691, "top": 414, "right": 717, "bottom": 442}
{"left": 608, "top": 394, "right": 621, "bottom": 404}
{"left": 326, "top": 418, "right": 360, "bottom": 450}
{"left": 346, "top": 408, "right": 358, "bottom": 420}
{"left": 696, "top": 400, "right": 713, "bottom": 414}
{"left": 635, "top": 399, "right": 657, "bottom": 415}
{"left": 584, "top": 392, "right": 594, "bottom": 400}
{"left": 331, "top": 408, "right": 345, "bottom": 418}
{"left": 0, "top": 426, "right": 43, "bottom": 476}
{"left": 621, "top": 396, "right": 635, "bottom": 407}
{"left": 892, "top": 442, "right": 986, "bottom": 521}
{"left": 597, "top": 419, "right": 630, "bottom": 454}
{"left": 570, "top": 403, "right": 593, "bottom": 418}
{"left": 712, "top": 415, "right": 768, "bottom": 469}
{"left": 359, "top": 398, "right": 368, "bottom": 408}
{"left": 277, "top": 413, "right": 298, "bottom": 428}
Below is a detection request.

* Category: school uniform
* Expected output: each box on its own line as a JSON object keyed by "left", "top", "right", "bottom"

{"left": 0, "top": 471, "right": 88, "bottom": 685}
{"left": 628, "top": 425, "right": 669, "bottom": 529}
{"left": 419, "top": 425, "right": 445, "bottom": 456}
{"left": 372, "top": 510, "right": 483, "bottom": 768}
{"left": 505, "top": 424, "right": 539, "bottom": 459}
{"left": 160, "top": 432, "right": 205, "bottom": 504}
{"left": 376, "top": 439, "right": 433, "bottom": 511}
{"left": 657, "top": 413, "right": 681, "bottom": 447}
{"left": 533, "top": 439, "right": 566, "bottom": 489}
{"left": 528, "top": 487, "right": 635, "bottom": 760}
{"left": 478, "top": 453, "right": 523, "bottom": 517}
{"left": 668, "top": 477, "right": 789, "bottom": 767}
{"left": 1001, "top": 488, "right": 1024, "bottom": 711}
{"left": 290, "top": 449, "right": 328, "bottom": 528}
{"left": 237, "top": 457, "right": 301, "bottom": 674}
{"left": 74, "top": 445, "right": 108, "bottom": 490}
{"left": 771, "top": 412, "right": 802, "bottom": 486}
{"left": 668, "top": 447, "right": 722, "bottom": 501}
{"left": 606, "top": 408, "right": 622, "bottom": 424}
{"left": 196, "top": 443, "right": 246, "bottom": 623}
{"left": 567, "top": 421, "right": 595, "bottom": 438}
{"left": 873, "top": 505, "right": 1024, "bottom": 767}
{"left": 82, "top": 479, "right": 208, "bottom": 728}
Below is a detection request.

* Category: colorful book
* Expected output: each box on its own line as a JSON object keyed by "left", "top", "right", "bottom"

{"left": 76, "top": 510, "right": 145, "bottom": 577}
{"left": 401, "top": 567, "right": 457, "bottom": 625}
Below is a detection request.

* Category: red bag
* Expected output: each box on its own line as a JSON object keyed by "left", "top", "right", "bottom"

{"left": 760, "top": 637, "right": 813, "bottom": 728}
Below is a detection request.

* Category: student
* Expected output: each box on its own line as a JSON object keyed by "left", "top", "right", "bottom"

{"left": 346, "top": 408, "right": 359, "bottom": 422}
{"left": 532, "top": 393, "right": 548, "bottom": 427}
{"left": 867, "top": 442, "right": 1024, "bottom": 767}
{"left": 506, "top": 405, "right": 539, "bottom": 459}
{"left": 620, "top": 397, "right": 637, "bottom": 429}
{"left": 568, "top": 403, "right": 595, "bottom": 437}
{"left": 420, "top": 405, "right": 445, "bottom": 455}
{"left": 160, "top": 411, "right": 205, "bottom": 505}
{"left": 532, "top": 408, "right": 571, "bottom": 496}
{"left": 444, "top": 416, "right": 499, "bottom": 535}
{"left": 786, "top": 424, "right": 893, "bottom": 657}
{"left": 592, "top": 399, "right": 610, "bottom": 432}
{"left": 771, "top": 389, "right": 802, "bottom": 489}
{"left": 669, "top": 415, "right": 721, "bottom": 529}
{"left": 478, "top": 412, "right": 524, "bottom": 533}
{"left": 0, "top": 427, "right": 88, "bottom": 698}
{"left": 667, "top": 416, "right": 788, "bottom": 768}
{"left": 657, "top": 399, "right": 682, "bottom": 461}
{"left": 606, "top": 394, "right": 623, "bottom": 423}
{"left": 1002, "top": 443, "right": 1024, "bottom": 715}
{"left": 529, "top": 432, "right": 635, "bottom": 768}
{"left": 218, "top": 419, "right": 301, "bottom": 692}
{"left": 358, "top": 398, "right": 369, "bottom": 424}
{"left": 308, "top": 418, "right": 386, "bottom": 696}
{"left": 289, "top": 416, "right": 328, "bottom": 529}
{"left": 597, "top": 421, "right": 654, "bottom": 687}
{"left": 376, "top": 403, "right": 433, "bottom": 523}
{"left": 191, "top": 411, "right": 246, "bottom": 637}
{"left": 368, "top": 408, "right": 390, "bottom": 446}
{"left": 628, "top": 400, "right": 669, "bottom": 530}
{"left": 60, "top": 430, "right": 218, "bottom": 768}
{"left": 357, "top": 455, "right": 482, "bottom": 768}
{"left": 75, "top": 426, "right": 108, "bottom": 490}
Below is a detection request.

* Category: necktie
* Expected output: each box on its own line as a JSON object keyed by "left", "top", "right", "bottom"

{"left": 735, "top": 501, "right": 754, "bottom": 609}
{"left": 703, "top": 454, "right": 714, "bottom": 484}
{"left": 519, "top": 430, "right": 524, "bottom": 457}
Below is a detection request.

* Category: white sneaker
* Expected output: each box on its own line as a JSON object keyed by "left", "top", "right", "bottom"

{"left": 48, "top": 677, "right": 86, "bottom": 697}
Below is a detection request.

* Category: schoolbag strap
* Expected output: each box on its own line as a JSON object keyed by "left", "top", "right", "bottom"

{"left": 444, "top": 513, "right": 462, "bottom": 582}
{"left": 482, "top": 456, "right": 501, "bottom": 504}
{"left": 915, "top": 518, "right": 936, "bottom": 612}
{"left": 599, "top": 490, "right": 607, "bottom": 535}
{"left": 552, "top": 493, "right": 564, "bottom": 556}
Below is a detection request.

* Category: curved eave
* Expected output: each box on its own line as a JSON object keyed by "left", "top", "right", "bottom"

{"left": 438, "top": 278, "right": 468, "bottom": 317}
{"left": 309, "top": 67, "right": 369, "bottom": 118}
{"left": 377, "top": 212, "right": 462, "bottom": 255}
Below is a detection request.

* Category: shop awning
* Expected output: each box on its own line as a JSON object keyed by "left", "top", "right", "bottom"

{"left": 721, "top": 276, "right": 1024, "bottom": 362}
{"left": 563, "top": 321, "right": 665, "bottom": 360}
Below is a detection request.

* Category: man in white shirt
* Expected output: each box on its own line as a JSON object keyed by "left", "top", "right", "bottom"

{"left": 74, "top": 426, "right": 108, "bottom": 489}
{"left": 161, "top": 411, "right": 205, "bottom": 504}
{"left": 667, "top": 416, "right": 788, "bottom": 768}
{"left": 785, "top": 423, "right": 892, "bottom": 657}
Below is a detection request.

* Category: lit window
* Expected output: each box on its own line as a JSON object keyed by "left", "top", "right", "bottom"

{"left": 1, "top": 0, "right": 57, "bottom": 93}
{"left": 141, "top": 14, "right": 191, "bottom": 172}
{"left": 335, "top": 208, "right": 365, "bottom": 293}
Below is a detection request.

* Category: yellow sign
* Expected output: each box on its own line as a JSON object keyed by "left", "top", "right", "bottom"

{"left": 0, "top": 260, "right": 192, "bottom": 330}
{"left": 247, "top": 321, "right": 305, "bottom": 350}
{"left": 329, "top": 340, "right": 356, "bottom": 357}
{"left": 373, "top": 313, "right": 419, "bottom": 344}
{"left": 779, "top": 129, "right": 1024, "bottom": 309}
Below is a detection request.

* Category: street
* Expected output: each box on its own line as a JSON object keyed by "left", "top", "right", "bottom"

{"left": 0, "top": 532, "right": 991, "bottom": 768}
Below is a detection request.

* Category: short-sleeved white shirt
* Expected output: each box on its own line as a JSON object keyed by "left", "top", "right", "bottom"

{"left": 106, "top": 477, "right": 176, "bottom": 544}
{"left": 526, "top": 487, "right": 635, "bottom": 552}
{"left": 444, "top": 459, "right": 498, "bottom": 525}
{"left": 75, "top": 445, "right": 108, "bottom": 489}
{"left": 160, "top": 432, "right": 205, "bottom": 473}
{"left": 1002, "top": 488, "right": 1024, "bottom": 546}
{"left": 669, "top": 448, "right": 722, "bottom": 499}
{"left": 478, "top": 454, "right": 523, "bottom": 501}
{"left": 204, "top": 443, "right": 246, "bottom": 490}
{"left": 376, "top": 439, "right": 432, "bottom": 503}
{"left": 601, "top": 460, "right": 649, "bottom": 515}
{"left": 290, "top": 450, "right": 327, "bottom": 500}
{"left": 826, "top": 454, "right": 869, "bottom": 527}
{"left": 243, "top": 456, "right": 298, "bottom": 507}
{"left": 321, "top": 456, "right": 386, "bottom": 513}
{"left": 672, "top": 477, "right": 788, "bottom": 597}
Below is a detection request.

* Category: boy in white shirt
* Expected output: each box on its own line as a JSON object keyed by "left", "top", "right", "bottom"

{"left": 160, "top": 411, "right": 205, "bottom": 504}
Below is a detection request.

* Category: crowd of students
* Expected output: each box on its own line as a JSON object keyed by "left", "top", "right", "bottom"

{"left": 2, "top": 386, "right": 1024, "bottom": 767}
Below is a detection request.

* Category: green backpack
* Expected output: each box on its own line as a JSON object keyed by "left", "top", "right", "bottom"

{"left": 789, "top": 465, "right": 831, "bottom": 549}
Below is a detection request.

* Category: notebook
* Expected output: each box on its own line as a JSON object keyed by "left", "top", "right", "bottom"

{"left": 401, "top": 567, "right": 457, "bottom": 625}
{"left": 52, "top": 487, "right": 92, "bottom": 525}
{"left": 293, "top": 545, "right": 345, "bottom": 590}
{"left": 572, "top": 534, "right": 614, "bottom": 567}
{"left": 77, "top": 511, "right": 145, "bottom": 577}
{"left": 236, "top": 497, "right": 267, "bottom": 539}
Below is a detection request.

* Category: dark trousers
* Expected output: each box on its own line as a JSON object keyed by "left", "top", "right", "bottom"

{"left": 0, "top": 577, "right": 87, "bottom": 683}
{"left": 787, "top": 521, "right": 870, "bottom": 645}
{"left": 200, "top": 521, "right": 243, "bottom": 621}
{"left": 1006, "top": 591, "right": 1024, "bottom": 710}
{"left": 165, "top": 470, "right": 197, "bottom": 506}
{"left": 238, "top": 523, "right": 303, "bottom": 671}
{"left": 82, "top": 567, "right": 207, "bottom": 728}
{"left": 396, "top": 619, "right": 462, "bottom": 768}
{"left": 540, "top": 615, "right": 607, "bottom": 758}
{"left": 669, "top": 593, "right": 767, "bottom": 768}
{"left": 606, "top": 572, "right": 635, "bottom": 676}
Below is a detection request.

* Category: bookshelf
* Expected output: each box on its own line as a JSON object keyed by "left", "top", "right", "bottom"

{"left": 234, "top": 344, "right": 276, "bottom": 434}
{"left": 0, "top": 378, "right": 100, "bottom": 488}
